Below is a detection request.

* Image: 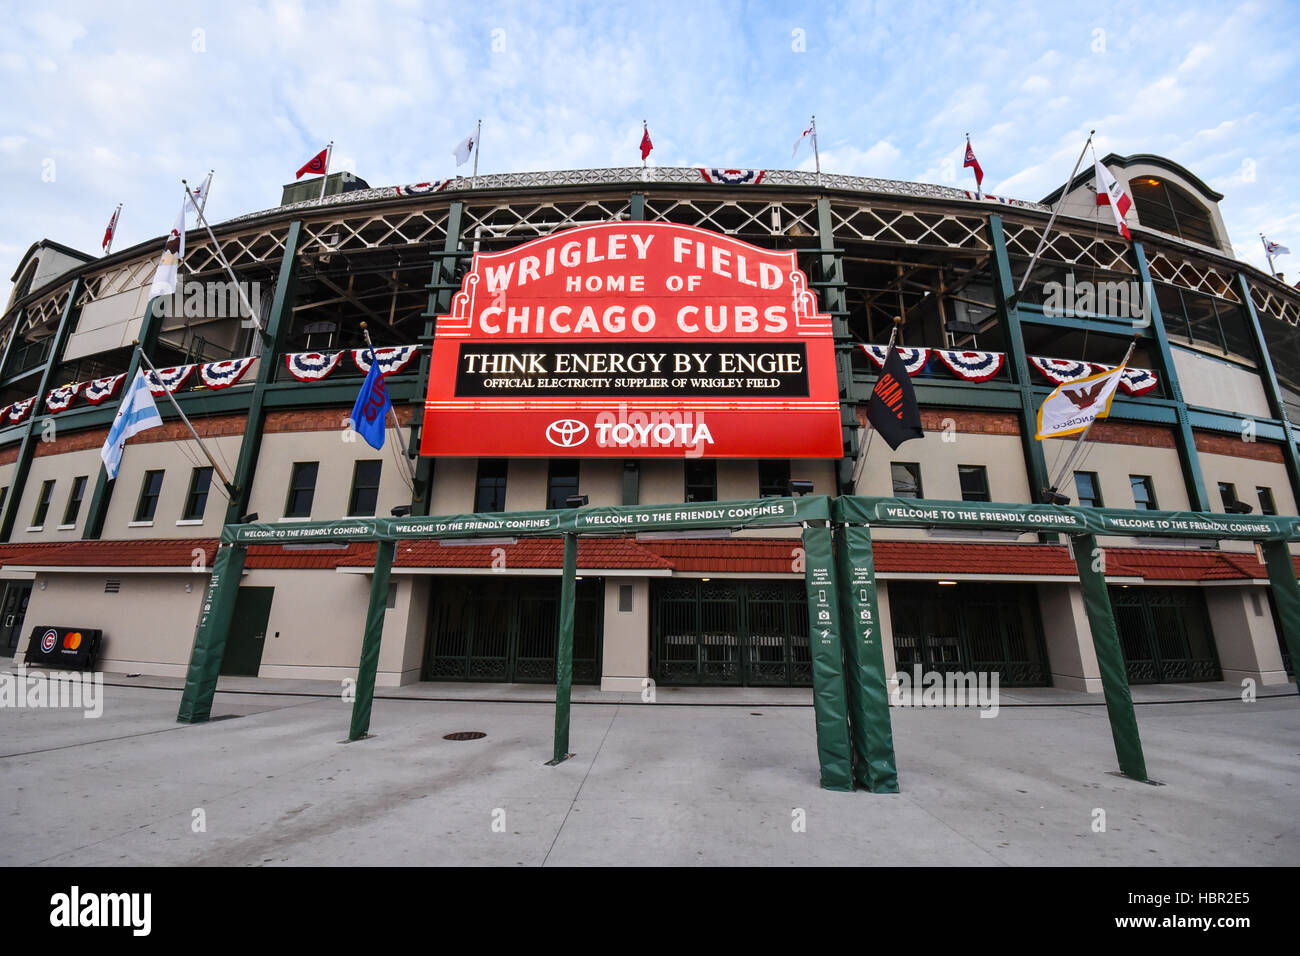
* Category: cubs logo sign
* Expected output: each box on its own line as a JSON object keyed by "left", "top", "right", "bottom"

{"left": 420, "top": 222, "right": 842, "bottom": 458}
{"left": 41, "top": 629, "right": 58, "bottom": 654}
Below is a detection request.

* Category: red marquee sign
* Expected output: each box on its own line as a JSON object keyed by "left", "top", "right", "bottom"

{"left": 420, "top": 222, "right": 842, "bottom": 458}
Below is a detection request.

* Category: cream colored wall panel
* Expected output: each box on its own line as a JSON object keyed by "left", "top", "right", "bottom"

{"left": 101, "top": 435, "right": 243, "bottom": 538}
{"left": 1172, "top": 348, "right": 1269, "bottom": 418}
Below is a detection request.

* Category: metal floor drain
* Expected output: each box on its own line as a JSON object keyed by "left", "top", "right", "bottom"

{"left": 443, "top": 731, "right": 487, "bottom": 741}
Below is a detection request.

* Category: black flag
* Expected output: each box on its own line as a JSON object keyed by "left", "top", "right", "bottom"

{"left": 867, "top": 348, "right": 924, "bottom": 449}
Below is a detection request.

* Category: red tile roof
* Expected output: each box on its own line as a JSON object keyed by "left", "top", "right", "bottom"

{"left": 0, "top": 538, "right": 219, "bottom": 568}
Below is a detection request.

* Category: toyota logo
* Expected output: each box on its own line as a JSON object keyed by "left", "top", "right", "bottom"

{"left": 546, "top": 419, "right": 589, "bottom": 447}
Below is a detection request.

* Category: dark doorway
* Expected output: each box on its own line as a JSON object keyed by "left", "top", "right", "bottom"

{"left": 1110, "top": 586, "right": 1220, "bottom": 683}
{"left": 423, "top": 576, "right": 603, "bottom": 683}
{"left": 0, "top": 581, "right": 32, "bottom": 657}
{"left": 887, "top": 581, "right": 1050, "bottom": 686}
{"left": 220, "top": 587, "right": 274, "bottom": 676}
{"left": 651, "top": 579, "right": 811, "bottom": 686}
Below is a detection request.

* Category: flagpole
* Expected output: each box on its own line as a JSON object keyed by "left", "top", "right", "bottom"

{"left": 851, "top": 316, "right": 902, "bottom": 487}
{"left": 1262, "top": 234, "right": 1276, "bottom": 277}
{"left": 182, "top": 179, "right": 266, "bottom": 336}
{"left": 319, "top": 141, "right": 333, "bottom": 201}
{"left": 811, "top": 115, "right": 821, "bottom": 187}
{"left": 104, "top": 203, "right": 122, "bottom": 255}
{"left": 135, "top": 344, "right": 236, "bottom": 494}
{"left": 472, "top": 119, "right": 481, "bottom": 189}
{"left": 1043, "top": 335, "right": 1139, "bottom": 501}
{"left": 360, "top": 322, "right": 419, "bottom": 486}
{"left": 1017, "top": 130, "right": 1095, "bottom": 295}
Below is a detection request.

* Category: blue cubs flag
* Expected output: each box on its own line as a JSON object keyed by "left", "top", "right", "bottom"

{"left": 349, "top": 351, "right": 391, "bottom": 449}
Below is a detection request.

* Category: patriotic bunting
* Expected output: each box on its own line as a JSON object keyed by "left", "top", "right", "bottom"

{"left": 699, "top": 168, "right": 766, "bottom": 185}
{"left": 285, "top": 351, "right": 344, "bottom": 381}
{"left": 146, "top": 364, "right": 196, "bottom": 395}
{"left": 934, "top": 349, "right": 1005, "bottom": 382}
{"left": 395, "top": 180, "right": 451, "bottom": 197}
{"left": 84, "top": 373, "right": 126, "bottom": 405}
{"left": 199, "top": 357, "right": 256, "bottom": 389}
{"left": 1091, "top": 364, "right": 1160, "bottom": 397}
{"left": 352, "top": 345, "right": 419, "bottom": 376}
{"left": 45, "top": 383, "right": 83, "bottom": 412}
{"left": 860, "top": 344, "right": 929, "bottom": 376}
{"left": 1029, "top": 356, "right": 1094, "bottom": 384}
{"left": 6, "top": 397, "right": 35, "bottom": 424}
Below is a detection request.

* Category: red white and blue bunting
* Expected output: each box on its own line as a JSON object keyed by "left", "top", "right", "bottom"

{"left": 395, "top": 180, "right": 451, "bottom": 197}
{"left": 5, "top": 397, "right": 35, "bottom": 424}
{"left": 1090, "top": 364, "right": 1160, "bottom": 397}
{"left": 84, "top": 373, "right": 125, "bottom": 406}
{"left": 44, "top": 383, "right": 83, "bottom": 412}
{"left": 352, "top": 345, "right": 419, "bottom": 376}
{"left": 285, "top": 351, "right": 344, "bottom": 382}
{"left": 199, "top": 357, "right": 256, "bottom": 390}
{"left": 934, "top": 349, "right": 1006, "bottom": 382}
{"left": 1029, "top": 356, "right": 1094, "bottom": 384}
{"left": 146, "top": 364, "right": 196, "bottom": 395}
{"left": 860, "top": 344, "right": 929, "bottom": 376}
{"left": 699, "top": 168, "right": 766, "bottom": 185}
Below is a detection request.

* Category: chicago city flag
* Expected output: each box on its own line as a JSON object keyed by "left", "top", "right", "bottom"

{"left": 100, "top": 370, "right": 163, "bottom": 479}
{"left": 1094, "top": 158, "right": 1133, "bottom": 240}
{"left": 867, "top": 347, "right": 924, "bottom": 449}
{"left": 1035, "top": 364, "right": 1127, "bottom": 439}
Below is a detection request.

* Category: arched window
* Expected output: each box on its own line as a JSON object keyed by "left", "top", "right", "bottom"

{"left": 1129, "top": 177, "right": 1219, "bottom": 248}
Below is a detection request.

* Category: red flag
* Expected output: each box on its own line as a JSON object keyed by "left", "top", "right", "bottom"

{"left": 296, "top": 147, "right": 328, "bottom": 179}
{"left": 1094, "top": 158, "right": 1133, "bottom": 241}
{"left": 640, "top": 124, "right": 653, "bottom": 161}
{"left": 963, "top": 138, "right": 983, "bottom": 187}
{"left": 101, "top": 206, "right": 120, "bottom": 252}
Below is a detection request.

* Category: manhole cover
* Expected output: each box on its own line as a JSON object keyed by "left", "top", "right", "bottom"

{"left": 443, "top": 731, "right": 487, "bottom": 741}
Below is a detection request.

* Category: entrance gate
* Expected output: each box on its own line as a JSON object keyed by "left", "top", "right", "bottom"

{"left": 1110, "top": 586, "right": 1220, "bottom": 683}
{"left": 175, "top": 493, "right": 1300, "bottom": 793}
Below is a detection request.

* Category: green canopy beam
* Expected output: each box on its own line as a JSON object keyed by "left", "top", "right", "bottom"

{"left": 177, "top": 543, "right": 249, "bottom": 723}
{"left": 550, "top": 532, "right": 578, "bottom": 764}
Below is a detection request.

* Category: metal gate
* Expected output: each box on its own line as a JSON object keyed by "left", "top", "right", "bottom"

{"left": 651, "top": 579, "right": 811, "bottom": 686}
{"left": 1109, "top": 586, "right": 1220, "bottom": 683}
{"left": 423, "top": 576, "right": 602, "bottom": 683}
{"left": 887, "top": 582, "right": 1050, "bottom": 686}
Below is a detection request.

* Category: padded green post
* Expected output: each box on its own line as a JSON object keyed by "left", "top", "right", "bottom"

{"left": 835, "top": 524, "right": 899, "bottom": 792}
{"left": 349, "top": 539, "right": 395, "bottom": 740}
{"left": 801, "top": 524, "right": 855, "bottom": 791}
{"left": 1071, "top": 533, "right": 1148, "bottom": 780}
{"left": 177, "top": 543, "right": 248, "bottom": 723}
{"left": 1260, "top": 540, "right": 1300, "bottom": 697}
{"left": 550, "top": 532, "right": 578, "bottom": 764}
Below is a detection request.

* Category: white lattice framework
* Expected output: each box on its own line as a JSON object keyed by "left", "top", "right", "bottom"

{"left": 1249, "top": 279, "right": 1300, "bottom": 327}
{"left": 999, "top": 220, "right": 1136, "bottom": 275}
{"left": 1144, "top": 245, "right": 1241, "bottom": 302}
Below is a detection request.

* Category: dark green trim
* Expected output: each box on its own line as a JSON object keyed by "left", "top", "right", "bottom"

{"left": 550, "top": 532, "right": 577, "bottom": 763}
{"left": 1, "top": 279, "right": 81, "bottom": 542}
{"left": 1017, "top": 307, "right": 1148, "bottom": 337}
{"left": 816, "top": 198, "right": 857, "bottom": 493}
{"left": 0, "top": 306, "right": 25, "bottom": 383}
{"left": 1236, "top": 271, "right": 1300, "bottom": 508}
{"left": 1261, "top": 541, "right": 1300, "bottom": 698}
{"left": 348, "top": 539, "right": 395, "bottom": 739}
{"left": 628, "top": 192, "right": 645, "bottom": 221}
{"left": 176, "top": 543, "right": 248, "bottom": 723}
{"left": 1133, "top": 241, "right": 1210, "bottom": 510}
{"left": 222, "top": 220, "right": 304, "bottom": 525}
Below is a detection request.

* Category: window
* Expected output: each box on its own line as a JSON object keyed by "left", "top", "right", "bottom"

{"left": 546, "top": 460, "right": 580, "bottom": 510}
{"left": 1130, "top": 475, "right": 1157, "bottom": 510}
{"left": 685, "top": 461, "right": 717, "bottom": 503}
{"left": 182, "top": 467, "right": 213, "bottom": 521}
{"left": 135, "top": 470, "right": 164, "bottom": 522}
{"left": 32, "top": 479, "right": 55, "bottom": 527}
{"left": 1257, "top": 486, "right": 1277, "bottom": 516}
{"left": 622, "top": 461, "right": 639, "bottom": 506}
{"left": 284, "top": 462, "right": 318, "bottom": 518}
{"left": 758, "top": 460, "right": 791, "bottom": 497}
{"left": 1129, "top": 177, "right": 1218, "bottom": 248}
{"left": 958, "top": 465, "right": 990, "bottom": 502}
{"left": 62, "top": 476, "right": 88, "bottom": 526}
{"left": 474, "top": 459, "right": 507, "bottom": 513}
{"left": 891, "top": 462, "right": 923, "bottom": 498}
{"left": 348, "top": 460, "right": 382, "bottom": 516}
{"left": 1218, "top": 482, "right": 1239, "bottom": 510}
{"left": 1074, "top": 471, "right": 1102, "bottom": 508}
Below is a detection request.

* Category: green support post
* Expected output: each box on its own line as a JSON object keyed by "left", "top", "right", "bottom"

{"left": 834, "top": 524, "right": 899, "bottom": 792}
{"left": 2, "top": 279, "right": 81, "bottom": 542}
{"left": 988, "top": 215, "right": 1052, "bottom": 500}
{"left": 223, "top": 221, "right": 303, "bottom": 525}
{"left": 1070, "top": 532, "right": 1148, "bottom": 780}
{"left": 550, "top": 531, "right": 578, "bottom": 764}
{"left": 83, "top": 293, "right": 167, "bottom": 540}
{"left": 348, "top": 539, "right": 396, "bottom": 739}
{"left": 1236, "top": 271, "right": 1300, "bottom": 507}
{"left": 1132, "top": 241, "right": 1209, "bottom": 511}
{"left": 177, "top": 543, "right": 249, "bottom": 723}
{"left": 815, "top": 198, "right": 859, "bottom": 494}
{"left": 628, "top": 192, "right": 645, "bottom": 221}
{"left": 411, "top": 201, "right": 465, "bottom": 515}
{"left": 1260, "top": 540, "right": 1300, "bottom": 697}
{"left": 801, "top": 524, "right": 855, "bottom": 791}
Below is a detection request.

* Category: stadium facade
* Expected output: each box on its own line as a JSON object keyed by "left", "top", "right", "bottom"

{"left": 1, "top": 156, "right": 1297, "bottom": 695}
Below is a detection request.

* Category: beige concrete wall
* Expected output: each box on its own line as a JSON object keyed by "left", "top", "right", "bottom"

{"left": 1198, "top": 451, "right": 1296, "bottom": 515}
{"left": 10, "top": 447, "right": 102, "bottom": 541}
{"left": 601, "top": 577, "right": 650, "bottom": 692}
{"left": 246, "top": 431, "right": 410, "bottom": 522}
{"left": 1036, "top": 583, "right": 1102, "bottom": 692}
{"left": 1205, "top": 585, "right": 1290, "bottom": 686}
{"left": 428, "top": 458, "right": 477, "bottom": 514}
{"left": 1172, "top": 348, "right": 1269, "bottom": 417}
{"left": 19, "top": 571, "right": 203, "bottom": 676}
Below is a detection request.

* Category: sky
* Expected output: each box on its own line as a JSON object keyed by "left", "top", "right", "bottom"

{"left": 1, "top": 0, "right": 1298, "bottom": 301}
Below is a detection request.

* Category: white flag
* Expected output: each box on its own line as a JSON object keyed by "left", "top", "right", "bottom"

{"left": 1094, "top": 158, "right": 1133, "bottom": 241}
{"left": 1035, "top": 364, "right": 1127, "bottom": 439}
{"left": 452, "top": 132, "right": 476, "bottom": 166}
{"left": 1264, "top": 238, "right": 1290, "bottom": 257}
{"left": 792, "top": 126, "right": 813, "bottom": 159}
{"left": 100, "top": 370, "right": 163, "bottom": 479}
{"left": 148, "top": 197, "right": 188, "bottom": 298}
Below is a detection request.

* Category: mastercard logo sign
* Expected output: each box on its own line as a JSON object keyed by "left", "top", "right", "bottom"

{"left": 63, "top": 631, "right": 82, "bottom": 650}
